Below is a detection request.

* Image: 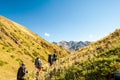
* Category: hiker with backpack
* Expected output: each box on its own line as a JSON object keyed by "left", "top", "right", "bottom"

{"left": 17, "top": 63, "right": 28, "bottom": 80}
{"left": 52, "top": 50, "right": 57, "bottom": 65}
{"left": 35, "top": 57, "right": 42, "bottom": 75}
{"left": 48, "top": 54, "right": 54, "bottom": 79}
{"left": 48, "top": 54, "right": 53, "bottom": 67}
{"left": 52, "top": 51, "right": 58, "bottom": 76}
{"left": 53, "top": 53, "right": 57, "bottom": 62}
{"left": 35, "top": 57, "right": 43, "bottom": 80}
{"left": 52, "top": 52, "right": 57, "bottom": 68}
{"left": 48, "top": 50, "right": 58, "bottom": 67}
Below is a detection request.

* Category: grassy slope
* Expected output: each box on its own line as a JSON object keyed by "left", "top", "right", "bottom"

{"left": 53, "top": 29, "right": 120, "bottom": 80}
{"left": 0, "top": 16, "right": 69, "bottom": 80}
{"left": 57, "top": 46, "right": 120, "bottom": 80}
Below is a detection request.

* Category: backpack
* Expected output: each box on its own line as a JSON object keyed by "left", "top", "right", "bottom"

{"left": 35, "top": 58, "right": 42, "bottom": 67}
{"left": 48, "top": 54, "right": 54, "bottom": 66}
{"left": 53, "top": 53, "right": 57, "bottom": 61}
{"left": 17, "top": 65, "right": 28, "bottom": 79}
{"left": 48, "top": 54, "right": 53, "bottom": 63}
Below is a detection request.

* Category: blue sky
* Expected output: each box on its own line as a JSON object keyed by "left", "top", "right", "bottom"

{"left": 0, "top": 0, "right": 120, "bottom": 42}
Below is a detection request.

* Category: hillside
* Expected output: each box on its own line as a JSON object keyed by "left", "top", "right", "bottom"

{"left": 56, "top": 46, "right": 120, "bottom": 80}
{"left": 1, "top": 16, "right": 120, "bottom": 80}
{"left": 51, "top": 29, "right": 120, "bottom": 80}
{"left": 53, "top": 41, "right": 90, "bottom": 52}
{"left": 0, "top": 16, "right": 69, "bottom": 80}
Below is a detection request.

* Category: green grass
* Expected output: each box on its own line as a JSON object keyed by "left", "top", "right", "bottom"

{"left": 55, "top": 46, "right": 120, "bottom": 80}
{"left": 32, "top": 51, "right": 39, "bottom": 57}
{"left": 16, "top": 58, "right": 23, "bottom": 65}
{"left": 10, "top": 55, "right": 15, "bottom": 58}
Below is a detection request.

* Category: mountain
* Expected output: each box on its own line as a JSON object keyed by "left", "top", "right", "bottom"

{"left": 53, "top": 41, "right": 90, "bottom": 52}
{"left": 0, "top": 16, "right": 69, "bottom": 80}
{"left": 52, "top": 29, "right": 120, "bottom": 80}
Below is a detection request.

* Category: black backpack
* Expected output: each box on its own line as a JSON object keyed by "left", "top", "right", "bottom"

{"left": 53, "top": 53, "right": 57, "bottom": 61}
{"left": 17, "top": 65, "right": 28, "bottom": 79}
{"left": 48, "top": 55, "right": 53, "bottom": 63}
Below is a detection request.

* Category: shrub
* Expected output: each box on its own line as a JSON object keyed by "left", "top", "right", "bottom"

{"left": 16, "top": 58, "right": 23, "bottom": 65}
{"left": 0, "top": 60, "right": 8, "bottom": 66}
{"left": 10, "top": 55, "right": 15, "bottom": 58}
{"left": 32, "top": 52, "right": 39, "bottom": 57}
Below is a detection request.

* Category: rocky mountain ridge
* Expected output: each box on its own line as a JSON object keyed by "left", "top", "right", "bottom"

{"left": 53, "top": 41, "right": 90, "bottom": 51}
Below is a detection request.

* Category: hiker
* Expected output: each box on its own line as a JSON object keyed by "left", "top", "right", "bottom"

{"left": 53, "top": 52, "right": 57, "bottom": 62}
{"left": 17, "top": 63, "right": 28, "bottom": 80}
{"left": 35, "top": 57, "right": 42, "bottom": 75}
{"left": 53, "top": 50, "right": 57, "bottom": 63}
{"left": 52, "top": 52, "right": 57, "bottom": 68}
{"left": 48, "top": 54, "right": 53, "bottom": 66}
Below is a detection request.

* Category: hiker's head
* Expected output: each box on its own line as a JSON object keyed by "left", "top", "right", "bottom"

{"left": 21, "top": 62, "right": 25, "bottom": 66}
{"left": 53, "top": 53, "right": 55, "bottom": 56}
{"left": 38, "top": 58, "right": 41, "bottom": 61}
{"left": 36, "top": 57, "right": 40, "bottom": 59}
{"left": 49, "top": 54, "right": 53, "bottom": 58}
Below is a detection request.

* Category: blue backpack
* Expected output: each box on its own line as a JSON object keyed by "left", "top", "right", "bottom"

{"left": 35, "top": 58, "right": 42, "bottom": 67}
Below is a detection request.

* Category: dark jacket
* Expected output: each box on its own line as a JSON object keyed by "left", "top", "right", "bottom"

{"left": 17, "top": 65, "right": 28, "bottom": 80}
{"left": 48, "top": 55, "right": 53, "bottom": 66}
{"left": 53, "top": 53, "right": 57, "bottom": 61}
